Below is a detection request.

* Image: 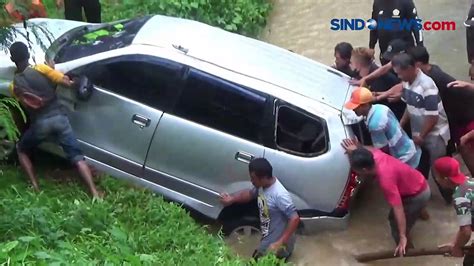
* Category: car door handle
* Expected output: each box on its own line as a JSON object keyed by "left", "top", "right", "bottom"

{"left": 235, "top": 151, "right": 255, "bottom": 164}
{"left": 132, "top": 114, "right": 151, "bottom": 128}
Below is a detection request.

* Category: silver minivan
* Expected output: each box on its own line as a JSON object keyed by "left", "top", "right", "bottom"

{"left": 0, "top": 15, "right": 364, "bottom": 234}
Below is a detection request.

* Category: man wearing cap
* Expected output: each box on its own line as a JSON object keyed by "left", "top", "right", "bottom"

{"left": 369, "top": 0, "right": 423, "bottom": 65}
{"left": 9, "top": 42, "right": 101, "bottom": 198}
{"left": 342, "top": 139, "right": 430, "bottom": 257}
{"left": 345, "top": 87, "right": 420, "bottom": 168}
{"left": 435, "top": 157, "right": 474, "bottom": 264}
{"left": 392, "top": 52, "right": 452, "bottom": 203}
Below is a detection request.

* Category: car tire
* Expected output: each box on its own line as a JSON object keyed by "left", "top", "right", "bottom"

{"left": 222, "top": 215, "right": 260, "bottom": 236}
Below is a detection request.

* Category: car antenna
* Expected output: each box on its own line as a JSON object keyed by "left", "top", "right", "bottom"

{"left": 23, "top": 20, "right": 37, "bottom": 65}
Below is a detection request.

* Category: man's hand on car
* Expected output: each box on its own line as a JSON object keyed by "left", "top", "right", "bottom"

{"left": 341, "top": 138, "right": 360, "bottom": 155}
{"left": 349, "top": 78, "right": 366, "bottom": 87}
{"left": 219, "top": 193, "right": 234, "bottom": 206}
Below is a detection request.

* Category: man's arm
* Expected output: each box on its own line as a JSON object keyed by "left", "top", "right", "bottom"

{"left": 360, "top": 62, "right": 393, "bottom": 86}
{"left": 419, "top": 116, "right": 438, "bottom": 140}
{"left": 461, "top": 130, "right": 474, "bottom": 146}
{"left": 369, "top": 0, "right": 379, "bottom": 49}
{"left": 374, "top": 83, "right": 403, "bottom": 102}
{"left": 270, "top": 192, "right": 300, "bottom": 252}
{"left": 405, "top": 0, "right": 423, "bottom": 46}
{"left": 220, "top": 189, "right": 256, "bottom": 206}
{"left": 393, "top": 204, "right": 408, "bottom": 256}
{"left": 34, "top": 64, "right": 74, "bottom": 87}
{"left": 416, "top": 83, "right": 441, "bottom": 145}
{"left": 453, "top": 226, "right": 472, "bottom": 254}
{"left": 448, "top": 80, "right": 474, "bottom": 92}
{"left": 400, "top": 108, "right": 410, "bottom": 129}
{"left": 271, "top": 215, "right": 300, "bottom": 251}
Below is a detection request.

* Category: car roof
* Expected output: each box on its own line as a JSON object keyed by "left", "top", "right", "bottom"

{"left": 132, "top": 15, "right": 351, "bottom": 110}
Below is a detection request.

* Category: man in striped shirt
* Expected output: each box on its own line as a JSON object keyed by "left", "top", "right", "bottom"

{"left": 345, "top": 87, "right": 420, "bottom": 168}
{"left": 392, "top": 53, "right": 452, "bottom": 203}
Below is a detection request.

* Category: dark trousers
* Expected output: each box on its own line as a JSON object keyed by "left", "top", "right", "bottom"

{"left": 65, "top": 0, "right": 101, "bottom": 23}
{"left": 465, "top": 254, "right": 474, "bottom": 266}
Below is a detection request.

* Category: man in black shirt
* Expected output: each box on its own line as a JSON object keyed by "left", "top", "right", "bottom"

{"left": 333, "top": 42, "right": 358, "bottom": 78}
{"left": 410, "top": 46, "right": 474, "bottom": 148}
{"left": 370, "top": 0, "right": 423, "bottom": 65}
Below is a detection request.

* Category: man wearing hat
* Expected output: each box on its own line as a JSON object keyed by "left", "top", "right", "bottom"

{"left": 435, "top": 157, "right": 474, "bottom": 265}
{"left": 9, "top": 41, "right": 101, "bottom": 198}
{"left": 345, "top": 87, "right": 420, "bottom": 168}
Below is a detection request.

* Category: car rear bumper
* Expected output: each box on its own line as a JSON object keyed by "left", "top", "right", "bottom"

{"left": 298, "top": 213, "right": 350, "bottom": 235}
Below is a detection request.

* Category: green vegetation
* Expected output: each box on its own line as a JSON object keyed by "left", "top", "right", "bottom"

{"left": 0, "top": 167, "right": 284, "bottom": 265}
{"left": 43, "top": 0, "right": 272, "bottom": 37}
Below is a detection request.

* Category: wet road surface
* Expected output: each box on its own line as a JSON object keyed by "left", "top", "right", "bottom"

{"left": 226, "top": 1, "right": 472, "bottom": 265}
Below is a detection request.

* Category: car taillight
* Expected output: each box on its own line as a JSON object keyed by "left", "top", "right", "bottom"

{"left": 337, "top": 172, "right": 360, "bottom": 211}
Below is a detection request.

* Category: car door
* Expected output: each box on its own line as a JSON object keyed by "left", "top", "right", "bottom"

{"left": 143, "top": 68, "right": 269, "bottom": 218}
{"left": 59, "top": 55, "right": 184, "bottom": 177}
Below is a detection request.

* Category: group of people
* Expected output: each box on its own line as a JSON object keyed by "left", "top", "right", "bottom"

{"left": 5, "top": 0, "right": 101, "bottom": 23}
{"left": 331, "top": 0, "right": 474, "bottom": 263}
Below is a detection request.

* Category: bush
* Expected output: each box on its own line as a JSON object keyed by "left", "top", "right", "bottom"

{"left": 43, "top": 0, "right": 271, "bottom": 37}
{"left": 0, "top": 168, "right": 284, "bottom": 265}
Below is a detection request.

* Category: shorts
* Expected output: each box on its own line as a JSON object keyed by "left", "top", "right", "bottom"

{"left": 17, "top": 114, "right": 84, "bottom": 164}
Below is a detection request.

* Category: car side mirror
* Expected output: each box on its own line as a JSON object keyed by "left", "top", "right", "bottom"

{"left": 73, "top": 76, "right": 93, "bottom": 101}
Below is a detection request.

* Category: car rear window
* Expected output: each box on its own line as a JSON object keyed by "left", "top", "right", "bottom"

{"left": 52, "top": 16, "right": 152, "bottom": 63}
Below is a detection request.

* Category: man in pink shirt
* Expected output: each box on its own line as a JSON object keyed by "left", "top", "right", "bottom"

{"left": 342, "top": 139, "right": 431, "bottom": 257}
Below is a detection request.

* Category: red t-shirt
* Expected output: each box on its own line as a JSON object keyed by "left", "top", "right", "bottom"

{"left": 373, "top": 149, "right": 428, "bottom": 207}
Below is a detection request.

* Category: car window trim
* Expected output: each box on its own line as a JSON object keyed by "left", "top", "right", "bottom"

{"left": 170, "top": 67, "right": 270, "bottom": 144}
{"left": 273, "top": 100, "right": 329, "bottom": 158}
{"left": 68, "top": 54, "right": 187, "bottom": 112}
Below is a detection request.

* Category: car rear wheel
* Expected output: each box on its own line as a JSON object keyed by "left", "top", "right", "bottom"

{"left": 223, "top": 216, "right": 261, "bottom": 258}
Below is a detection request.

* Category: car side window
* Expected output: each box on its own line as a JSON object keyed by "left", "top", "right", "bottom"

{"left": 76, "top": 56, "right": 184, "bottom": 111}
{"left": 275, "top": 104, "right": 328, "bottom": 157}
{"left": 172, "top": 69, "right": 268, "bottom": 144}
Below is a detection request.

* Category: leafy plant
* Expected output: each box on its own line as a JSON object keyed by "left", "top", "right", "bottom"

{"left": 0, "top": 168, "right": 286, "bottom": 265}
{"left": 43, "top": 0, "right": 272, "bottom": 38}
{"left": 0, "top": 97, "right": 24, "bottom": 160}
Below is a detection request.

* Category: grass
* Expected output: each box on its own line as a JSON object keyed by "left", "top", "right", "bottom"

{"left": 0, "top": 164, "right": 283, "bottom": 265}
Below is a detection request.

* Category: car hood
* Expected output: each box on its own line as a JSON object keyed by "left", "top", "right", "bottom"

{"left": 0, "top": 18, "right": 90, "bottom": 96}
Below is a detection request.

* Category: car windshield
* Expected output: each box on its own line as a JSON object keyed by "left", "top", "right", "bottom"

{"left": 51, "top": 16, "right": 152, "bottom": 63}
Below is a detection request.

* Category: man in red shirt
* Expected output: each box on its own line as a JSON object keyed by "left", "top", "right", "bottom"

{"left": 342, "top": 139, "right": 430, "bottom": 257}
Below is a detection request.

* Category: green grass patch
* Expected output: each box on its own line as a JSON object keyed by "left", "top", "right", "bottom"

{"left": 42, "top": 0, "right": 272, "bottom": 38}
{"left": 0, "top": 166, "right": 283, "bottom": 265}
